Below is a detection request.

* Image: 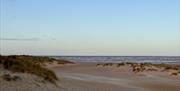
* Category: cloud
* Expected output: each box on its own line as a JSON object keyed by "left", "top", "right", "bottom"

{"left": 0, "top": 38, "right": 40, "bottom": 41}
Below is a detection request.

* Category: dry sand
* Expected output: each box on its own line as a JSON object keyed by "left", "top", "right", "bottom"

{"left": 51, "top": 63, "right": 180, "bottom": 91}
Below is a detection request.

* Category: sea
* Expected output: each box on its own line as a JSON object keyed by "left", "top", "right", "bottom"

{"left": 52, "top": 56, "right": 180, "bottom": 64}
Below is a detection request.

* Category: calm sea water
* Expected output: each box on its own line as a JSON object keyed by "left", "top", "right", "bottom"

{"left": 53, "top": 56, "right": 180, "bottom": 64}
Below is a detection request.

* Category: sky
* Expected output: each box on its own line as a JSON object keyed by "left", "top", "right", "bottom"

{"left": 0, "top": 0, "right": 180, "bottom": 56}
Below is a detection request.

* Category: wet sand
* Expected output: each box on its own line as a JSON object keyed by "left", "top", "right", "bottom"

{"left": 51, "top": 63, "right": 180, "bottom": 91}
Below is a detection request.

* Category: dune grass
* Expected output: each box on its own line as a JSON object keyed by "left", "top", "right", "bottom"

{"left": 96, "top": 62, "right": 180, "bottom": 75}
{"left": 0, "top": 55, "right": 73, "bottom": 83}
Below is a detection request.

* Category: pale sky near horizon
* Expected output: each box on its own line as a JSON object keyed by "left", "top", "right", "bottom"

{"left": 0, "top": 0, "right": 180, "bottom": 56}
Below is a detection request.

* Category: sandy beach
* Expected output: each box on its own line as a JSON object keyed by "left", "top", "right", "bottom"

{"left": 49, "top": 63, "right": 180, "bottom": 91}
{"left": 0, "top": 56, "right": 180, "bottom": 91}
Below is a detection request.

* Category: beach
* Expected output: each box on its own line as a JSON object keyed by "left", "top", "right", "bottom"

{"left": 50, "top": 63, "right": 180, "bottom": 91}
{"left": 0, "top": 56, "right": 180, "bottom": 91}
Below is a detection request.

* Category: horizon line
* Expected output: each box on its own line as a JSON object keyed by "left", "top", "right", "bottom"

{"left": 1, "top": 54, "right": 179, "bottom": 57}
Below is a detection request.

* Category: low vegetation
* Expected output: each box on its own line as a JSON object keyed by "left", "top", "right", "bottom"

{"left": 0, "top": 55, "right": 74, "bottom": 83}
{"left": 96, "top": 62, "right": 180, "bottom": 76}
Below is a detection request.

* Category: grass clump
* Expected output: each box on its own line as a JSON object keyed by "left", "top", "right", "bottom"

{"left": 103, "top": 63, "right": 113, "bottom": 67}
{"left": 0, "top": 55, "right": 60, "bottom": 83}
{"left": 117, "top": 62, "right": 126, "bottom": 67}
{"left": 116, "top": 62, "right": 135, "bottom": 67}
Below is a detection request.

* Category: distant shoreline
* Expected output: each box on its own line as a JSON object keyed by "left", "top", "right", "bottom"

{"left": 52, "top": 56, "right": 180, "bottom": 64}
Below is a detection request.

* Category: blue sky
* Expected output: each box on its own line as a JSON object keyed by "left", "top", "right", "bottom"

{"left": 0, "top": 0, "right": 180, "bottom": 56}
